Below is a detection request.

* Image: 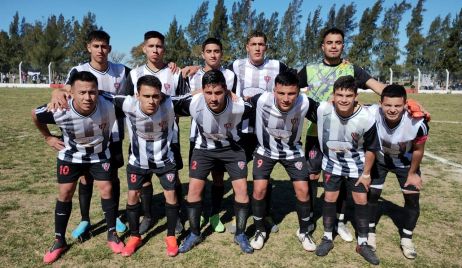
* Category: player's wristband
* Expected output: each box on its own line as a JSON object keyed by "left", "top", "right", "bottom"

{"left": 361, "top": 174, "right": 371, "bottom": 179}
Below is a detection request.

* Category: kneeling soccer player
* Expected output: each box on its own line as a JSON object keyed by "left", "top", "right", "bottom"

{"left": 32, "top": 71, "right": 124, "bottom": 264}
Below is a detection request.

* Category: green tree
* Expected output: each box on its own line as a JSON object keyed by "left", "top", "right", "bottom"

{"left": 276, "top": 0, "right": 303, "bottom": 67}
{"left": 165, "top": 17, "right": 191, "bottom": 66}
{"left": 67, "top": 12, "right": 99, "bottom": 67}
{"left": 187, "top": 1, "right": 209, "bottom": 64}
{"left": 299, "top": 6, "right": 323, "bottom": 64}
{"left": 0, "top": 31, "right": 9, "bottom": 72}
{"left": 208, "top": 0, "right": 231, "bottom": 62}
{"left": 229, "top": 0, "right": 256, "bottom": 58}
{"left": 440, "top": 9, "right": 462, "bottom": 79}
{"left": 348, "top": 0, "right": 383, "bottom": 73}
{"left": 8, "top": 12, "right": 24, "bottom": 72}
{"left": 128, "top": 42, "right": 144, "bottom": 68}
{"left": 405, "top": 0, "right": 426, "bottom": 84}
{"left": 334, "top": 3, "right": 357, "bottom": 48}
{"left": 325, "top": 5, "right": 336, "bottom": 29}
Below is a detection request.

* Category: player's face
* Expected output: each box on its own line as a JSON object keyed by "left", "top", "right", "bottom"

{"left": 274, "top": 83, "right": 299, "bottom": 112}
{"left": 87, "top": 39, "right": 111, "bottom": 65}
{"left": 380, "top": 96, "right": 405, "bottom": 124}
{"left": 203, "top": 84, "right": 227, "bottom": 113}
{"left": 322, "top": 33, "right": 344, "bottom": 61}
{"left": 143, "top": 38, "right": 165, "bottom": 64}
{"left": 202, "top": 44, "right": 222, "bottom": 69}
{"left": 246, "top": 37, "right": 267, "bottom": 65}
{"left": 71, "top": 80, "right": 99, "bottom": 115}
{"left": 333, "top": 88, "right": 357, "bottom": 116}
{"left": 136, "top": 85, "right": 162, "bottom": 115}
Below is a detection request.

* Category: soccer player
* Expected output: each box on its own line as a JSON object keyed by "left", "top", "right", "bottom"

{"left": 367, "top": 85, "right": 429, "bottom": 259}
{"left": 186, "top": 37, "right": 239, "bottom": 233}
{"left": 32, "top": 71, "right": 124, "bottom": 264}
{"left": 50, "top": 30, "right": 130, "bottom": 237}
{"left": 247, "top": 71, "right": 318, "bottom": 252}
{"left": 314, "top": 75, "right": 381, "bottom": 265}
{"left": 111, "top": 75, "right": 180, "bottom": 257}
{"left": 122, "top": 30, "right": 190, "bottom": 235}
{"left": 174, "top": 70, "right": 253, "bottom": 254}
{"left": 298, "top": 27, "right": 385, "bottom": 242}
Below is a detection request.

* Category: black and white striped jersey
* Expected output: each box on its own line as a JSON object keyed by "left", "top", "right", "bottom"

{"left": 113, "top": 95, "right": 175, "bottom": 169}
{"left": 368, "top": 104, "right": 429, "bottom": 169}
{"left": 174, "top": 94, "right": 249, "bottom": 150}
{"left": 248, "top": 92, "right": 318, "bottom": 160}
{"left": 187, "top": 67, "right": 239, "bottom": 142}
{"left": 230, "top": 58, "right": 288, "bottom": 133}
{"left": 317, "top": 102, "right": 381, "bottom": 178}
{"left": 66, "top": 62, "right": 130, "bottom": 142}
{"left": 34, "top": 95, "right": 116, "bottom": 163}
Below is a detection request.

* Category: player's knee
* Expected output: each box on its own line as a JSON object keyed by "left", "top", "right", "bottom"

{"left": 127, "top": 190, "right": 140, "bottom": 205}
{"left": 164, "top": 190, "right": 177, "bottom": 205}
{"left": 97, "top": 182, "right": 113, "bottom": 199}
{"left": 352, "top": 192, "right": 367, "bottom": 205}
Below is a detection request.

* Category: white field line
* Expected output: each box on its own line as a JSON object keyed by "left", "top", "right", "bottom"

{"left": 425, "top": 151, "right": 462, "bottom": 170}
{"left": 431, "top": 120, "right": 462, "bottom": 124}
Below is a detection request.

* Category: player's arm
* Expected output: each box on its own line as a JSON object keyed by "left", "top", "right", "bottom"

{"left": 354, "top": 65, "right": 386, "bottom": 95}
{"left": 356, "top": 123, "right": 381, "bottom": 191}
{"left": 31, "top": 106, "right": 64, "bottom": 151}
{"left": 172, "top": 95, "right": 192, "bottom": 116}
{"left": 180, "top": 65, "right": 201, "bottom": 78}
{"left": 175, "top": 75, "right": 191, "bottom": 96}
{"left": 404, "top": 122, "right": 429, "bottom": 190}
{"left": 305, "top": 97, "right": 320, "bottom": 123}
{"left": 297, "top": 66, "right": 308, "bottom": 89}
{"left": 47, "top": 68, "right": 78, "bottom": 111}
{"left": 121, "top": 74, "right": 135, "bottom": 96}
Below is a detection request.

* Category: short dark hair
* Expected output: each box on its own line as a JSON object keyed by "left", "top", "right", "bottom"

{"left": 87, "top": 30, "right": 110, "bottom": 44}
{"left": 322, "top": 27, "right": 345, "bottom": 43}
{"left": 69, "top": 71, "right": 98, "bottom": 87}
{"left": 381, "top": 84, "right": 407, "bottom": 101}
{"left": 333, "top": 75, "right": 357, "bottom": 94}
{"left": 202, "top": 69, "right": 227, "bottom": 89}
{"left": 144, "top": 31, "right": 165, "bottom": 44}
{"left": 275, "top": 71, "right": 299, "bottom": 88}
{"left": 246, "top": 31, "right": 267, "bottom": 44}
{"left": 202, "top": 37, "right": 222, "bottom": 51}
{"left": 136, "top": 75, "right": 162, "bottom": 93}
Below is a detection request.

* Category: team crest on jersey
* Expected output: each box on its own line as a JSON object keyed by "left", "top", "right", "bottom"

{"left": 166, "top": 173, "right": 175, "bottom": 182}
{"left": 114, "top": 82, "right": 120, "bottom": 90}
{"left": 238, "top": 161, "right": 246, "bottom": 170}
{"left": 291, "top": 117, "right": 299, "bottom": 126}
{"left": 398, "top": 142, "right": 407, "bottom": 153}
{"left": 295, "top": 161, "right": 303, "bottom": 170}
{"left": 159, "top": 120, "right": 167, "bottom": 129}
{"left": 309, "top": 149, "right": 317, "bottom": 159}
{"left": 264, "top": 76, "right": 271, "bottom": 83}
{"left": 224, "top": 122, "right": 233, "bottom": 129}
{"left": 102, "top": 162, "right": 111, "bottom": 171}
{"left": 99, "top": 123, "right": 107, "bottom": 130}
{"left": 164, "top": 83, "right": 171, "bottom": 92}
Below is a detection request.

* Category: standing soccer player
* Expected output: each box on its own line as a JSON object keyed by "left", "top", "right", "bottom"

{"left": 112, "top": 75, "right": 180, "bottom": 257}
{"left": 33, "top": 71, "right": 124, "bottom": 264}
{"left": 367, "top": 85, "right": 429, "bottom": 259}
{"left": 298, "top": 27, "right": 385, "bottom": 241}
{"left": 187, "top": 37, "right": 238, "bottom": 233}
{"left": 50, "top": 30, "right": 130, "bottom": 237}
{"left": 247, "top": 72, "right": 318, "bottom": 252}
{"left": 175, "top": 70, "right": 253, "bottom": 254}
{"left": 314, "top": 76, "right": 381, "bottom": 265}
{"left": 122, "top": 31, "right": 190, "bottom": 235}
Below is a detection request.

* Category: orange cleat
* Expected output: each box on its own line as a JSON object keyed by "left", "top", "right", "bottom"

{"left": 165, "top": 236, "right": 179, "bottom": 257}
{"left": 121, "top": 236, "right": 142, "bottom": 257}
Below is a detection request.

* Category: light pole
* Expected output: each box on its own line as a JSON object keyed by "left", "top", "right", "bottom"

{"left": 19, "top": 61, "right": 23, "bottom": 84}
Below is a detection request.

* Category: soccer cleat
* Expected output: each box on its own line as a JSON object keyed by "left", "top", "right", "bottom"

{"left": 250, "top": 230, "right": 267, "bottom": 250}
{"left": 315, "top": 236, "right": 334, "bottom": 256}
{"left": 121, "top": 236, "right": 142, "bottom": 257}
{"left": 228, "top": 217, "right": 237, "bottom": 234}
{"left": 368, "top": 232, "right": 377, "bottom": 251}
{"left": 71, "top": 220, "right": 90, "bottom": 239}
{"left": 210, "top": 214, "right": 225, "bottom": 233}
{"left": 200, "top": 215, "right": 206, "bottom": 227}
{"left": 265, "top": 216, "right": 279, "bottom": 233}
{"left": 165, "top": 236, "right": 179, "bottom": 257}
{"left": 356, "top": 242, "right": 380, "bottom": 265}
{"left": 116, "top": 218, "right": 127, "bottom": 233}
{"left": 401, "top": 238, "right": 417, "bottom": 259}
{"left": 139, "top": 217, "right": 154, "bottom": 235}
{"left": 178, "top": 232, "right": 202, "bottom": 253}
{"left": 296, "top": 229, "right": 316, "bottom": 252}
{"left": 107, "top": 231, "right": 124, "bottom": 254}
{"left": 175, "top": 218, "right": 184, "bottom": 234}
{"left": 336, "top": 223, "right": 353, "bottom": 242}
{"left": 234, "top": 233, "right": 254, "bottom": 254}
{"left": 43, "top": 239, "right": 67, "bottom": 264}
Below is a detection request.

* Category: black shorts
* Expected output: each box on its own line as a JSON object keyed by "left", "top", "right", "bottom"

{"left": 56, "top": 159, "right": 112, "bottom": 184}
{"left": 253, "top": 153, "right": 309, "bottom": 181}
{"left": 305, "top": 135, "right": 322, "bottom": 174}
{"left": 189, "top": 146, "right": 247, "bottom": 181}
{"left": 171, "top": 142, "right": 183, "bottom": 171}
{"left": 237, "top": 133, "right": 258, "bottom": 163}
{"left": 126, "top": 163, "right": 177, "bottom": 191}
{"left": 109, "top": 140, "right": 124, "bottom": 169}
{"left": 323, "top": 172, "right": 367, "bottom": 193}
{"left": 189, "top": 141, "right": 226, "bottom": 172}
{"left": 371, "top": 162, "right": 420, "bottom": 192}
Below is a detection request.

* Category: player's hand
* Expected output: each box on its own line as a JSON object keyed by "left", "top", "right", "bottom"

{"left": 229, "top": 91, "right": 239, "bottom": 102}
{"left": 309, "top": 173, "right": 320, "bottom": 181}
{"left": 45, "top": 136, "right": 65, "bottom": 151}
{"left": 406, "top": 99, "right": 431, "bottom": 122}
{"left": 47, "top": 89, "right": 70, "bottom": 112}
{"left": 355, "top": 174, "right": 371, "bottom": 191}
{"left": 181, "top": 66, "right": 200, "bottom": 78}
{"left": 168, "top": 62, "right": 179, "bottom": 74}
{"left": 404, "top": 172, "right": 422, "bottom": 190}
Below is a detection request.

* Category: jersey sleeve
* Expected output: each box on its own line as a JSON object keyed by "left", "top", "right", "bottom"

{"left": 172, "top": 95, "right": 192, "bottom": 116}
{"left": 305, "top": 97, "right": 319, "bottom": 123}
{"left": 175, "top": 75, "right": 191, "bottom": 96}
{"left": 121, "top": 74, "right": 135, "bottom": 96}
{"left": 65, "top": 68, "right": 78, "bottom": 85}
{"left": 414, "top": 120, "right": 430, "bottom": 144}
{"left": 353, "top": 65, "right": 372, "bottom": 89}
{"left": 231, "top": 74, "right": 238, "bottom": 93}
{"left": 34, "top": 105, "right": 56, "bottom": 124}
{"left": 363, "top": 123, "right": 381, "bottom": 152}
{"left": 297, "top": 66, "right": 308, "bottom": 88}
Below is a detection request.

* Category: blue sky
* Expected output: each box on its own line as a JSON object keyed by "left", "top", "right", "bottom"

{"left": 1, "top": 0, "right": 460, "bottom": 62}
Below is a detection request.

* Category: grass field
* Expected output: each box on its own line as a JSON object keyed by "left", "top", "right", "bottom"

{"left": 0, "top": 88, "right": 461, "bottom": 267}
